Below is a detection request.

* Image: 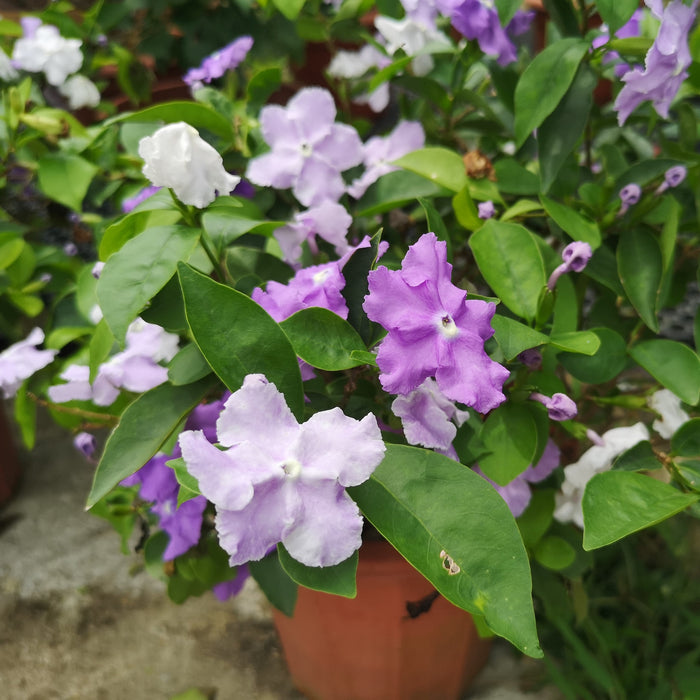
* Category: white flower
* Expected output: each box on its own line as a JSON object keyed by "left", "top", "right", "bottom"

{"left": 12, "top": 24, "right": 83, "bottom": 86}
{"left": 0, "top": 48, "right": 18, "bottom": 81}
{"left": 328, "top": 44, "right": 391, "bottom": 113}
{"left": 59, "top": 74, "right": 100, "bottom": 109}
{"left": 554, "top": 423, "right": 650, "bottom": 528}
{"left": 0, "top": 328, "right": 57, "bottom": 398}
{"left": 138, "top": 122, "right": 240, "bottom": 208}
{"left": 648, "top": 388, "right": 690, "bottom": 439}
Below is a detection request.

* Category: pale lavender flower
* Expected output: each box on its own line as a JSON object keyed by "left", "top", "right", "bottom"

{"left": 274, "top": 201, "right": 353, "bottom": 264}
{"left": 327, "top": 44, "right": 392, "bottom": 113}
{"left": 546, "top": 241, "right": 593, "bottom": 290}
{"left": 618, "top": 183, "right": 642, "bottom": 215}
{"left": 121, "top": 185, "right": 161, "bottom": 213}
{"left": 450, "top": 0, "right": 518, "bottom": 66}
{"left": 478, "top": 200, "right": 495, "bottom": 219}
{"left": 614, "top": 0, "right": 698, "bottom": 125}
{"left": 73, "top": 431, "right": 96, "bottom": 459}
{"left": 179, "top": 374, "right": 385, "bottom": 567}
{"left": 655, "top": 165, "right": 687, "bottom": 194}
{"left": 91, "top": 261, "right": 105, "bottom": 279}
{"left": 246, "top": 87, "right": 364, "bottom": 207}
{"left": 0, "top": 328, "right": 56, "bottom": 398}
{"left": 592, "top": 9, "right": 643, "bottom": 77}
{"left": 183, "top": 36, "right": 253, "bottom": 89}
{"left": 363, "top": 232, "right": 509, "bottom": 413}
{"left": 348, "top": 121, "right": 425, "bottom": 199}
{"left": 648, "top": 388, "right": 690, "bottom": 439}
{"left": 530, "top": 392, "right": 577, "bottom": 421}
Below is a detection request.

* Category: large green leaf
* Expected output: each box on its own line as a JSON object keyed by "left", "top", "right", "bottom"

{"left": 514, "top": 38, "right": 589, "bottom": 148}
{"left": 559, "top": 327, "right": 628, "bottom": 384}
{"left": 350, "top": 444, "right": 540, "bottom": 657}
{"left": 596, "top": 0, "right": 639, "bottom": 35}
{"left": 617, "top": 229, "right": 662, "bottom": 332}
{"left": 37, "top": 153, "right": 98, "bottom": 211}
{"left": 97, "top": 225, "right": 200, "bottom": 342}
{"left": 86, "top": 377, "right": 215, "bottom": 508}
{"left": 549, "top": 331, "right": 600, "bottom": 356}
{"left": 470, "top": 221, "right": 547, "bottom": 322}
{"left": 278, "top": 545, "right": 358, "bottom": 598}
{"left": 540, "top": 195, "right": 601, "bottom": 249}
{"left": 178, "top": 263, "right": 304, "bottom": 419}
{"left": 491, "top": 315, "right": 548, "bottom": 361}
{"left": 99, "top": 209, "right": 182, "bottom": 259}
{"left": 629, "top": 340, "right": 700, "bottom": 406}
{"left": 582, "top": 471, "right": 699, "bottom": 550}
{"left": 248, "top": 551, "right": 298, "bottom": 617}
{"left": 356, "top": 170, "right": 448, "bottom": 217}
{"left": 280, "top": 308, "right": 368, "bottom": 371}
{"left": 393, "top": 147, "right": 468, "bottom": 192}
{"left": 671, "top": 418, "right": 700, "bottom": 456}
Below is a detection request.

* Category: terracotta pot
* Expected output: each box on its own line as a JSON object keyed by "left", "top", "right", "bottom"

{"left": 0, "top": 403, "right": 21, "bottom": 506}
{"left": 273, "top": 539, "right": 492, "bottom": 700}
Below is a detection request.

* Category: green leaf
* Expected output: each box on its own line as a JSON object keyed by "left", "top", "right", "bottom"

{"left": 491, "top": 315, "right": 548, "bottom": 361}
{"left": 86, "top": 377, "right": 215, "bottom": 508}
{"left": 418, "top": 197, "right": 451, "bottom": 259}
{"left": 671, "top": 418, "right": 700, "bottom": 456}
{"left": 518, "top": 489, "right": 555, "bottom": 548}
{"left": 629, "top": 340, "right": 700, "bottom": 406}
{"left": 452, "top": 185, "right": 481, "bottom": 231}
{"left": 476, "top": 403, "right": 539, "bottom": 485}
{"left": 549, "top": 331, "right": 601, "bottom": 356}
{"left": 493, "top": 159, "right": 540, "bottom": 195}
{"left": 168, "top": 343, "right": 212, "bottom": 386}
{"left": 501, "top": 199, "right": 543, "bottom": 222}
{"left": 97, "top": 226, "right": 200, "bottom": 342}
{"left": 225, "top": 247, "right": 293, "bottom": 293}
{"left": 350, "top": 444, "right": 540, "bottom": 657}
{"left": 356, "top": 170, "right": 448, "bottom": 217}
{"left": 559, "top": 328, "right": 628, "bottom": 384}
{"left": 178, "top": 263, "right": 304, "bottom": 419}
{"left": 37, "top": 153, "right": 98, "bottom": 212}
{"left": 89, "top": 319, "right": 115, "bottom": 383}
{"left": 166, "top": 456, "right": 202, "bottom": 496}
{"left": 514, "top": 38, "right": 589, "bottom": 148}
{"left": 542, "top": 0, "right": 580, "bottom": 36}
{"left": 278, "top": 545, "right": 358, "bottom": 598}
{"left": 393, "top": 147, "right": 467, "bottom": 192}
{"left": 534, "top": 535, "right": 576, "bottom": 571}
{"left": 495, "top": 0, "right": 522, "bottom": 24}
{"left": 248, "top": 551, "right": 298, "bottom": 617}
{"left": 540, "top": 195, "right": 601, "bottom": 249}
{"left": 13, "top": 381, "right": 37, "bottom": 449}
{"left": 582, "top": 471, "right": 699, "bottom": 550}
{"left": 280, "top": 308, "right": 368, "bottom": 371}
{"left": 470, "top": 221, "right": 547, "bottom": 322}
{"left": 617, "top": 229, "right": 662, "bottom": 332}
{"left": 596, "top": 0, "right": 639, "bottom": 35}
{"left": 611, "top": 441, "right": 661, "bottom": 472}
{"left": 99, "top": 209, "right": 182, "bottom": 259}
{"left": 538, "top": 64, "right": 596, "bottom": 193}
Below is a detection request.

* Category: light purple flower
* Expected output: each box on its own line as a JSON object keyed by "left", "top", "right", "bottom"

{"left": 477, "top": 200, "right": 495, "bottom": 219}
{"left": 363, "top": 232, "right": 509, "bottom": 413}
{"left": 0, "top": 328, "right": 56, "bottom": 398}
{"left": 592, "top": 9, "right": 643, "bottom": 77}
{"left": 122, "top": 185, "right": 161, "bottom": 213}
{"left": 655, "top": 165, "right": 687, "bottom": 194}
{"left": 614, "top": 0, "right": 698, "bottom": 125}
{"left": 179, "top": 374, "right": 385, "bottom": 567}
{"left": 327, "top": 44, "right": 392, "bottom": 113}
{"left": 348, "top": 121, "right": 425, "bottom": 199}
{"left": 183, "top": 36, "right": 253, "bottom": 89}
{"left": 391, "top": 377, "right": 470, "bottom": 451}
{"left": 618, "top": 183, "right": 642, "bottom": 215}
{"left": 274, "top": 201, "right": 353, "bottom": 264}
{"left": 530, "top": 392, "right": 577, "bottom": 421}
{"left": 518, "top": 348, "right": 542, "bottom": 370}
{"left": 212, "top": 566, "right": 250, "bottom": 601}
{"left": 506, "top": 9, "right": 536, "bottom": 37}
{"left": 74, "top": 432, "right": 96, "bottom": 459}
{"left": 476, "top": 440, "right": 560, "bottom": 517}
{"left": 451, "top": 0, "right": 518, "bottom": 66}
{"left": 246, "top": 87, "right": 364, "bottom": 207}
{"left": 546, "top": 240, "right": 593, "bottom": 290}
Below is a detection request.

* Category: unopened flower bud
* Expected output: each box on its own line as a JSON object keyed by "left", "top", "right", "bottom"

{"left": 618, "top": 183, "right": 641, "bottom": 215}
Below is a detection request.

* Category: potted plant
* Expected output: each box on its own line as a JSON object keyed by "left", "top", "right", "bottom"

{"left": 1, "top": 0, "right": 700, "bottom": 697}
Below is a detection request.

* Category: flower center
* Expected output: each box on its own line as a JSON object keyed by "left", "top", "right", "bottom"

{"left": 282, "top": 458, "right": 302, "bottom": 479}
{"left": 300, "top": 142, "right": 313, "bottom": 157}
{"left": 438, "top": 313, "right": 459, "bottom": 339}
{"left": 312, "top": 268, "right": 330, "bottom": 285}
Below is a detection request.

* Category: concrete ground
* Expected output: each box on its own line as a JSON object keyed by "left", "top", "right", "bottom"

{"left": 0, "top": 405, "right": 561, "bottom": 700}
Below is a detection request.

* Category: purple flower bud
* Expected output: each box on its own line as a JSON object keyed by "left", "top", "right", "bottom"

{"left": 518, "top": 348, "right": 542, "bottom": 370}
{"left": 74, "top": 431, "right": 96, "bottom": 458}
{"left": 91, "top": 261, "right": 105, "bottom": 279}
{"left": 561, "top": 241, "right": 592, "bottom": 273}
{"left": 63, "top": 242, "right": 78, "bottom": 256}
{"left": 655, "top": 165, "right": 687, "bottom": 194}
{"left": 618, "top": 183, "right": 641, "bottom": 215}
{"left": 530, "top": 392, "right": 577, "bottom": 421}
{"left": 478, "top": 200, "right": 495, "bottom": 219}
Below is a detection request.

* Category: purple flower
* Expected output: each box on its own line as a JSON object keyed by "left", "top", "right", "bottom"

{"left": 518, "top": 348, "right": 542, "bottom": 370}
{"left": 546, "top": 241, "right": 593, "bottom": 290}
{"left": 363, "top": 233, "right": 509, "bottom": 413}
{"left": 614, "top": 0, "right": 698, "bottom": 125}
{"left": 348, "top": 121, "right": 426, "bottom": 199}
{"left": 63, "top": 242, "right": 78, "bottom": 257}
{"left": 246, "top": 87, "right": 364, "bottom": 207}
{"left": 212, "top": 565, "right": 250, "bottom": 601}
{"left": 0, "top": 328, "right": 57, "bottom": 398}
{"left": 475, "top": 440, "right": 560, "bottom": 517}
{"left": 592, "top": 9, "right": 643, "bottom": 77}
{"left": 506, "top": 10, "right": 536, "bottom": 37}
{"left": 530, "top": 392, "right": 577, "bottom": 421}
{"left": 655, "top": 165, "right": 687, "bottom": 194}
{"left": 451, "top": 0, "right": 518, "bottom": 66}
{"left": 477, "top": 200, "right": 495, "bottom": 219}
{"left": 122, "top": 185, "right": 161, "bottom": 213}
{"left": 618, "top": 183, "right": 642, "bottom": 215}
{"left": 179, "top": 374, "right": 385, "bottom": 567}
{"left": 74, "top": 431, "right": 96, "bottom": 459}
{"left": 274, "top": 201, "right": 352, "bottom": 264}
{"left": 183, "top": 36, "right": 253, "bottom": 89}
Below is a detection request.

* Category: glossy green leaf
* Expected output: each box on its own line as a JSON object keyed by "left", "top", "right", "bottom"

{"left": 494, "top": 159, "right": 540, "bottom": 195}
{"left": 99, "top": 209, "right": 182, "bottom": 259}
{"left": 97, "top": 226, "right": 200, "bottom": 342}
{"left": 178, "top": 263, "right": 304, "bottom": 419}
{"left": 470, "top": 221, "right": 547, "bottom": 322}
{"left": 452, "top": 185, "right": 481, "bottom": 231}
{"left": 538, "top": 64, "right": 596, "bottom": 193}
{"left": 596, "top": 0, "right": 639, "bottom": 35}
{"left": 559, "top": 328, "right": 627, "bottom": 384}
{"left": 611, "top": 441, "right": 661, "bottom": 472}
{"left": 280, "top": 308, "right": 368, "bottom": 371}
{"left": 540, "top": 195, "right": 601, "bottom": 248}
{"left": 582, "top": 471, "right": 699, "bottom": 550}
{"left": 166, "top": 456, "right": 201, "bottom": 496}
{"left": 37, "top": 153, "right": 98, "bottom": 211}
{"left": 501, "top": 199, "right": 543, "bottom": 222}
{"left": 88, "top": 319, "right": 115, "bottom": 383}
{"left": 549, "top": 331, "right": 601, "bottom": 356}
{"left": 86, "top": 377, "right": 216, "bottom": 507}
{"left": 491, "top": 315, "right": 548, "bottom": 361}
{"left": 671, "top": 418, "right": 700, "bottom": 456}
{"left": 630, "top": 340, "right": 700, "bottom": 406}
{"left": 394, "top": 147, "right": 467, "bottom": 192}
{"left": 278, "top": 545, "right": 358, "bottom": 598}
{"left": 168, "top": 343, "right": 212, "bottom": 385}
{"left": 477, "top": 403, "right": 539, "bottom": 485}
{"left": 356, "top": 170, "right": 448, "bottom": 217}
{"left": 514, "top": 38, "right": 589, "bottom": 148}
{"left": 350, "top": 444, "right": 541, "bottom": 657}
{"left": 617, "top": 229, "right": 662, "bottom": 332}
{"left": 248, "top": 551, "right": 298, "bottom": 617}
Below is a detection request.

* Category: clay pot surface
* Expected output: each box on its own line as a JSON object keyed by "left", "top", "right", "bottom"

{"left": 273, "top": 539, "right": 492, "bottom": 700}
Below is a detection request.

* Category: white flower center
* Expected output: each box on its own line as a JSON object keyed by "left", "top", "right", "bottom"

{"left": 438, "top": 313, "right": 459, "bottom": 339}
{"left": 313, "top": 268, "right": 331, "bottom": 285}
{"left": 282, "top": 458, "right": 302, "bottom": 479}
{"left": 300, "top": 142, "right": 313, "bottom": 157}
